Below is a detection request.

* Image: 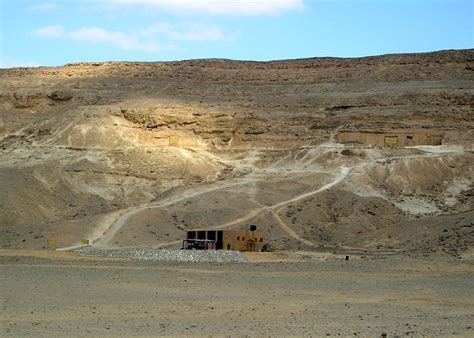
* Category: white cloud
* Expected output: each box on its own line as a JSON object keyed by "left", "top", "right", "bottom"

{"left": 27, "top": 2, "right": 59, "bottom": 11}
{"left": 141, "top": 22, "right": 228, "bottom": 42}
{"left": 31, "top": 21, "right": 233, "bottom": 51}
{"left": 31, "top": 25, "right": 65, "bottom": 38}
{"left": 68, "top": 27, "right": 174, "bottom": 52}
{"left": 67, "top": 24, "right": 228, "bottom": 50}
{"left": 104, "top": 0, "right": 304, "bottom": 15}
{"left": 69, "top": 27, "right": 139, "bottom": 49}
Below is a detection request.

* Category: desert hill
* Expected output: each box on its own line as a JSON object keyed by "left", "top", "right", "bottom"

{"left": 0, "top": 49, "right": 473, "bottom": 256}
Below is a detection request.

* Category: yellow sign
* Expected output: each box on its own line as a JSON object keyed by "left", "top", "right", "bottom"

{"left": 47, "top": 239, "right": 56, "bottom": 250}
{"left": 169, "top": 135, "right": 179, "bottom": 147}
{"left": 384, "top": 136, "right": 398, "bottom": 147}
{"left": 82, "top": 239, "right": 90, "bottom": 246}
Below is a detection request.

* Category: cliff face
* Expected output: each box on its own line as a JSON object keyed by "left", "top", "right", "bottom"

{"left": 0, "top": 50, "right": 473, "bottom": 255}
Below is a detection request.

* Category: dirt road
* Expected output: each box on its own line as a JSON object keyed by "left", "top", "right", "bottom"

{"left": 91, "top": 145, "right": 461, "bottom": 251}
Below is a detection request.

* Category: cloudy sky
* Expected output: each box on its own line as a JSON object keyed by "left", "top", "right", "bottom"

{"left": 0, "top": 0, "right": 472, "bottom": 67}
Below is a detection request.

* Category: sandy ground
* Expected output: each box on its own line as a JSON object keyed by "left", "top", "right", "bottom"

{"left": 1, "top": 250, "right": 473, "bottom": 336}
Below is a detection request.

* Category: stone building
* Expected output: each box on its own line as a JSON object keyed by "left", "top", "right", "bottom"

{"left": 336, "top": 129, "right": 443, "bottom": 148}
{"left": 183, "top": 226, "right": 265, "bottom": 252}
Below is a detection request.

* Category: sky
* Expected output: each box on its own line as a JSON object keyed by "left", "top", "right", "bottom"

{"left": 0, "top": 0, "right": 473, "bottom": 67}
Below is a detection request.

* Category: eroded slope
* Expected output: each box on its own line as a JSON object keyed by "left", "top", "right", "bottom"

{"left": 0, "top": 49, "right": 473, "bottom": 255}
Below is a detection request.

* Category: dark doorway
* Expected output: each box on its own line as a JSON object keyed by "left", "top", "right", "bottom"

{"left": 216, "top": 231, "right": 224, "bottom": 249}
{"left": 207, "top": 231, "right": 216, "bottom": 241}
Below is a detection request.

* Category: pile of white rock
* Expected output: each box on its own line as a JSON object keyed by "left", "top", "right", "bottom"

{"left": 74, "top": 247, "right": 248, "bottom": 263}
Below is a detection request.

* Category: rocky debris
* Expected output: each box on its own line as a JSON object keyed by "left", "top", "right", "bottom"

{"left": 5, "top": 91, "right": 45, "bottom": 108}
{"left": 48, "top": 90, "right": 73, "bottom": 101}
{"left": 341, "top": 148, "right": 353, "bottom": 156}
{"left": 74, "top": 247, "right": 249, "bottom": 263}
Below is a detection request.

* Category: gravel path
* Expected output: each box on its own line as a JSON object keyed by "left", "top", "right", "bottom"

{"left": 74, "top": 247, "right": 248, "bottom": 263}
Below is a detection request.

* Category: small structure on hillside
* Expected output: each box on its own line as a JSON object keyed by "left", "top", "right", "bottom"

{"left": 336, "top": 129, "right": 443, "bottom": 148}
{"left": 182, "top": 225, "right": 265, "bottom": 252}
{"left": 169, "top": 135, "right": 179, "bottom": 147}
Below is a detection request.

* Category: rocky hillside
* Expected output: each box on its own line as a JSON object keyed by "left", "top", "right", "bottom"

{"left": 0, "top": 49, "right": 473, "bottom": 256}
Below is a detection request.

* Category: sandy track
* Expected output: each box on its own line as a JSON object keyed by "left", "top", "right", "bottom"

{"left": 271, "top": 166, "right": 350, "bottom": 209}
{"left": 82, "top": 144, "right": 463, "bottom": 251}
{"left": 89, "top": 142, "right": 351, "bottom": 249}
{"left": 153, "top": 166, "right": 351, "bottom": 249}
{"left": 95, "top": 178, "right": 250, "bottom": 248}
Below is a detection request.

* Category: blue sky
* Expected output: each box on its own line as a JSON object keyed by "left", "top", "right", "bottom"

{"left": 1, "top": 0, "right": 472, "bottom": 67}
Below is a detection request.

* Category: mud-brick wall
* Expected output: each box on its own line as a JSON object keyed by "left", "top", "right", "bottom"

{"left": 223, "top": 230, "right": 265, "bottom": 252}
{"left": 152, "top": 132, "right": 206, "bottom": 148}
{"left": 336, "top": 130, "right": 443, "bottom": 148}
